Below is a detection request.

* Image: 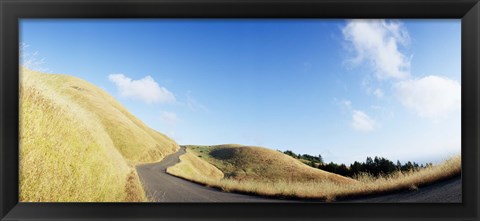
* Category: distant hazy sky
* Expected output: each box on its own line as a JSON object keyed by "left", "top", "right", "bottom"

{"left": 20, "top": 19, "right": 461, "bottom": 164}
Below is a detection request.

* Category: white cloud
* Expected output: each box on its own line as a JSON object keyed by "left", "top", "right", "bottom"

{"left": 159, "top": 111, "right": 178, "bottom": 126}
{"left": 108, "top": 74, "right": 175, "bottom": 104}
{"left": 339, "top": 99, "right": 377, "bottom": 132}
{"left": 395, "top": 75, "right": 461, "bottom": 120}
{"left": 351, "top": 110, "right": 376, "bottom": 132}
{"left": 341, "top": 20, "right": 461, "bottom": 122}
{"left": 20, "top": 43, "right": 49, "bottom": 72}
{"left": 342, "top": 19, "right": 410, "bottom": 80}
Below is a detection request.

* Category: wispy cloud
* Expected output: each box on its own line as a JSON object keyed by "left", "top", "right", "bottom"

{"left": 351, "top": 110, "right": 376, "bottom": 132}
{"left": 372, "top": 88, "right": 384, "bottom": 98}
{"left": 108, "top": 74, "right": 175, "bottom": 104}
{"left": 20, "top": 43, "right": 49, "bottom": 72}
{"left": 342, "top": 20, "right": 461, "bottom": 122}
{"left": 343, "top": 100, "right": 352, "bottom": 108}
{"left": 342, "top": 19, "right": 410, "bottom": 80}
{"left": 339, "top": 99, "right": 377, "bottom": 132}
{"left": 186, "top": 91, "right": 209, "bottom": 113}
{"left": 159, "top": 111, "right": 178, "bottom": 126}
{"left": 395, "top": 75, "right": 460, "bottom": 120}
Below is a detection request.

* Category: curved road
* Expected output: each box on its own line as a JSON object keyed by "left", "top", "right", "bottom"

{"left": 136, "top": 147, "right": 286, "bottom": 202}
{"left": 346, "top": 176, "right": 461, "bottom": 203}
{"left": 136, "top": 147, "right": 461, "bottom": 203}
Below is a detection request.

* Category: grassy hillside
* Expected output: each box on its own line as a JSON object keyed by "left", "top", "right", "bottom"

{"left": 187, "top": 145, "right": 355, "bottom": 184}
{"left": 20, "top": 68, "right": 179, "bottom": 202}
{"left": 166, "top": 152, "right": 224, "bottom": 182}
{"left": 167, "top": 145, "right": 357, "bottom": 200}
{"left": 168, "top": 145, "right": 460, "bottom": 201}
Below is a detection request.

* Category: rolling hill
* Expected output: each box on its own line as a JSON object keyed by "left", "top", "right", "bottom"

{"left": 19, "top": 68, "right": 179, "bottom": 202}
{"left": 166, "top": 145, "right": 358, "bottom": 200}
{"left": 187, "top": 144, "right": 355, "bottom": 184}
{"left": 19, "top": 67, "right": 461, "bottom": 202}
{"left": 167, "top": 145, "right": 460, "bottom": 200}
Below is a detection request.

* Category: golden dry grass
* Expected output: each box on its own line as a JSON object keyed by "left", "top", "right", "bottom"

{"left": 166, "top": 152, "right": 224, "bottom": 182}
{"left": 168, "top": 145, "right": 461, "bottom": 201}
{"left": 19, "top": 68, "right": 179, "bottom": 202}
{"left": 29, "top": 68, "right": 178, "bottom": 163}
{"left": 187, "top": 145, "right": 356, "bottom": 184}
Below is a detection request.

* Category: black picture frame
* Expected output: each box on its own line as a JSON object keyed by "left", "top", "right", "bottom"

{"left": 1, "top": 0, "right": 479, "bottom": 220}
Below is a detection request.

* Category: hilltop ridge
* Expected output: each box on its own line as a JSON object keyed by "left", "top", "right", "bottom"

{"left": 20, "top": 68, "right": 179, "bottom": 202}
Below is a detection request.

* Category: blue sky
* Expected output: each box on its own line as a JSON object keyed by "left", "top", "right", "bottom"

{"left": 20, "top": 19, "right": 461, "bottom": 165}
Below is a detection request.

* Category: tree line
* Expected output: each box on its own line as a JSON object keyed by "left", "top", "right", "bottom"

{"left": 281, "top": 150, "right": 432, "bottom": 178}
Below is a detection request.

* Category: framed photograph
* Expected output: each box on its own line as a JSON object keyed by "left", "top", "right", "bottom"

{"left": 1, "top": 0, "right": 479, "bottom": 220}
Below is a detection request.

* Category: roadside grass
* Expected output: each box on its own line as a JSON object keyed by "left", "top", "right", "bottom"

{"left": 124, "top": 170, "right": 147, "bottom": 202}
{"left": 166, "top": 152, "right": 224, "bottom": 182}
{"left": 168, "top": 145, "right": 461, "bottom": 201}
{"left": 20, "top": 68, "right": 179, "bottom": 202}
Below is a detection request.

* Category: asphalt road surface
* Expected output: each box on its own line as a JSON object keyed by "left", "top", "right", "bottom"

{"left": 136, "top": 147, "right": 286, "bottom": 202}
{"left": 345, "top": 176, "right": 461, "bottom": 203}
{"left": 136, "top": 147, "right": 461, "bottom": 203}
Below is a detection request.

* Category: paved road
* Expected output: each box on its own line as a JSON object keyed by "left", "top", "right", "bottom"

{"left": 136, "top": 147, "right": 461, "bottom": 203}
{"left": 345, "top": 176, "right": 461, "bottom": 203}
{"left": 136, "top": 147, "right": 287, "bottom": 202}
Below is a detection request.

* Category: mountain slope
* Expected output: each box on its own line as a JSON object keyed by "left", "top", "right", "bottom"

{"left": 20, "top": 68, "right": 179, "bottom": 202}
{"left": 166, "top": 145, "right": 358, "bottom": 200}
{"left": 188, "top": 144, "right": 355, "bottom": 184}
